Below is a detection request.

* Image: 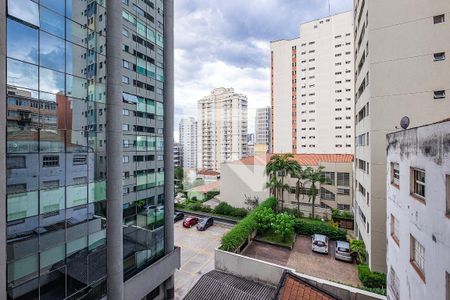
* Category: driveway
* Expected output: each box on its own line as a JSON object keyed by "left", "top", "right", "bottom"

{"left": 243, "top": 236, "right": 360, "bottom": 286}
{"left": 174, "top": 217, "right": 232, "bottom": 299}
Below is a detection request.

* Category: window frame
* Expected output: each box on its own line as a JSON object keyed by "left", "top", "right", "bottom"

{"left": 390, "top": 214, "right": 399, "bottom": 246}
{"left": 391, "top": 162, "right": 400, "bottom": 187}
{"left": 410, "top": 235, "right": 426, "bottom": 282}
{"left": 411, "top": 168, "right": 426, "bottom": 201}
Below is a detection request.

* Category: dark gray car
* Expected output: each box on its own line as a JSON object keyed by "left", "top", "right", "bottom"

{"left": 196, "top": 217, "right": 214, "bottom": 231}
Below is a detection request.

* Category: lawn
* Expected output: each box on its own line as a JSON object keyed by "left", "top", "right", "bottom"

{"left": 255, "top": 231, "right": 295, "bottom": 249}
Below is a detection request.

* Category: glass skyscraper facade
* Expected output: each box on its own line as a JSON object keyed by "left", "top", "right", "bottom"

{"left": 2, "top": 0, "right": 177, "bottom": 299}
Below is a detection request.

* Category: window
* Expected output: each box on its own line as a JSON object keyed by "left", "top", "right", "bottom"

{"left": 433, "top": 14, "right": 445, "bottom": 24}
{"left": 434, "top": 90, "right": 446, "bottom": 99}
{"left": 391, "top": 162, "right": 400, "bottom": 187}
{"left": 122, "top": 124, "right": 129, "bottom": 131}
{"left": 73, "top": 155, "right": 87, "bottom": 165}
{"left": 433, "top": 52, "right": 446, "bottom": 61}
{"left": 320, "top": 188, "right": 335, "bottom": 200}
{"left": 7, "top": 156, "right": 26, "bottom": 169}
{"left": 337, "top": 188, "right": 350, "bottom": 195}
{"left": 122, "top": 76, "right": 129, "bottom": 84}
{"left": 390, "top": 214, "right": 399, "bottom": 245}
{"left": 389, "top": 267, "right": 400, "bottom": 300}
{"left": 42, "top": 155, "right": 59, "bottom": 167}
{"left": 123, "top": 156, "right": 129, "bottom": 163}
{"left": 324, "top": 172, "right": 335, "bottom": 185}
{"left": 337, "top": 204, "right": 350, "bottom": 210}
{"left": 410, "top": 235, "right": 425, "bottom": 280}
{"left": 411, "top": 168, "right": 425, "bottom": 199}
{"left": 446, "top": 175, "right": 450, "bottom": 217}
{"left": 337, "top": 172, "right": 350, "bottom": 186}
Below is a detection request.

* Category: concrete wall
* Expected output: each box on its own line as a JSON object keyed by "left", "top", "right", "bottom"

{"left": 386, "top": 121, "right": 450, "bottom": 300}
{"left": 215, "top": 248, "right": 386, "bottom": 300}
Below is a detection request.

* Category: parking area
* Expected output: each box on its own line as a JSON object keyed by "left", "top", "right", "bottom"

{"left": 174, "top": 216, "right": 232, "bottom": 300}
{"left": 243, "top": 236, "right": 360, "bottom": 286}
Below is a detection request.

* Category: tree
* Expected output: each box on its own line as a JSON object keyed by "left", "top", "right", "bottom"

{"left": 174, "top": 167, "right": 184, "bottom": 192}
{"left": 304, "top": 166, "right": 327, "bottom": 219}
{"left": 290, "top": 164, "right": 307, "bottom": 215}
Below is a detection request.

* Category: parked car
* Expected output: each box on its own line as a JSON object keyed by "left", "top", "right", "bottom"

{"left": 311, "top": 234, "right": 329, "bottom": 254}
{"left": 183, "top": 217, "right": 199, "bottom": 228}
{"left": 196, "top": 217, "right": 214, "bottom": 231}
{"left": 334, "top": 241, "right": 352, "bottom": 262}
{"left": 174, "top": 212, "right": 184, "bottom": 222}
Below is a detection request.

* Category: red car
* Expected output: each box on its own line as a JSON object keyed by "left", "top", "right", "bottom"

{"left": 183, "top": 217, "right": 199, "bottom": 228}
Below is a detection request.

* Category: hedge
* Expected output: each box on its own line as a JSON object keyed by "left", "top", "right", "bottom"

{"left": 358, "top": 264, "right": 386, "bottom": 289}
{"left": 214, "top": 202, "right": 248, "bottom": 218}
{"left": 220, "top": 197, "right": 277, "bottom": 252}
{"left": 293, "top": 218, "right": 347, "bottom": 240}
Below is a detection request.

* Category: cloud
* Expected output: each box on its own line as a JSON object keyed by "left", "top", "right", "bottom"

{"left": 174, "top": 0, "right": 352, "bottom": 140}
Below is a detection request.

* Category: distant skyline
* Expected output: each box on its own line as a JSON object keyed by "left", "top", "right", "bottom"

{"left": 174, "top": 0, "right": 352, "bottom": 140}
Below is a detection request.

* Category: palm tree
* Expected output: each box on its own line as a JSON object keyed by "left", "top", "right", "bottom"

{"left": 265, "top": 176, "right": 278, "bottom": 198}
{"left": 304, "top": 166, "right": 327, "bottom": 219}
{"left": 291, "top": 164, "right": 307, "bottom": 215}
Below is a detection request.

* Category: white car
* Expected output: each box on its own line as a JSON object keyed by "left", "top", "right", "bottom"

{"left": 335, "top": 241, "right": 353, "bottom": 262}
{"left": 311, "top": 234, "right": 329, "bottom": 254}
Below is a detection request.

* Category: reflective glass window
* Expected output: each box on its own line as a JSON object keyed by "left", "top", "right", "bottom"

{"left": 7, "top": 254, "right": 38, "bottom": 283}
{"left": 66, "top": 19, "right": 87, "bottom": 47}
{"left": 7, "top": 58, "right": 38, "bottom": 90}
{"left": 40, "top": 67, "right": 65, "bottom": 94}
{"left": 40, "top": 32, "right": 65, "bottom": 72}
{"left": 66, "top": 41, "right": 87, "bottom": 77}
{"left": 40, "top": 7, "right": 65, "bottom": 38}
{"left": 7, "top": 191, "right": 39, "bottom": 221}
{"left": 7, "top": 0, "right": 40, "bottom": 27}
{"left": 40, "top": 0, "right": 65, "bottom": 15}
{"left": 7, "top": 19, "right": 38, "bottom": 64}
{"left": 66, "top": 74, "right": 87, "bottom": 99}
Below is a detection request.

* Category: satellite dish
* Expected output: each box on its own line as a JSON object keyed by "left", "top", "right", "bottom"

{"left": 400, "top": 116, "right": 410, "bottom": 130}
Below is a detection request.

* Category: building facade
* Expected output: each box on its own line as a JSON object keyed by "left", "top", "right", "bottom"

{"left": 174, "top": 142, "right": 183, "bottom": 168}
{"left": 1, "top": 0, "right": 180, "bottom": 299}
{"left": 353, "top": 0, "right": 450, "bottom": 272}
{"left": 197, "top": 88, "right": 248, "bottom": 172}
{"left": 386, "top": 120, "right": 450, "bottom": 300}
{"left": 221, "top": 154, "right": 354, "bottom": 217}
{"left": 255, "top": 107, "right": 271, "bottom": 152}
{"left": 179, "top": 117, "right": 197, "bottom": 169}
{"left": 271, "top": 12, "right": 354, "bottom": 154}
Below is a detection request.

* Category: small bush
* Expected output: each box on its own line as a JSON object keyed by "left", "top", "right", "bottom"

{"left": 220, "top": 197, "right": 277, "bottom": 252}
{"left": 350, "top": 239, "right": 367, "bottom": 264}
{"left": 358, "top": 264, "right": 386, "bottom": 289}
{"left": 272, "top": 213, "right": 295, "bottom": 242}
{"left": 214, "top": 202, "right": 248, "bottom": 218}
{"left": 293, "top": 218, "right": 347, "bottom": 240}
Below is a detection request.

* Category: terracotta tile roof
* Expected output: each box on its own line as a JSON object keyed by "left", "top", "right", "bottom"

{"left": 184, "top": 270, "right": 276, "bottom": 300}
{"left": 187, "top": 180, "right": 220, "bottom": 193}
{"left": 275, "top": 272, "right": 338, "bottom": 300}
{"left": 232, "top": 154, "right": 353, "bottom": 166}
{"left": 197, "top": 169, "right": 221, "bottom": 176}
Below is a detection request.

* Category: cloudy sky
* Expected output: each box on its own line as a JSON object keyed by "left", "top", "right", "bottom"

{"left": 174, "top": 0, "right": 352, "bottom": 140}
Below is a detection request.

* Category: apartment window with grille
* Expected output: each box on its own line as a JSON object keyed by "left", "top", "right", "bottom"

{"left": 390, "top": 214, "right": 399, "bottom": 245}
{"left": 73, "top": 155, "right": 87, "bottom": 165}
{"left": 320, "top": 188, "right": 335, "bottom": 200}
{"left": 324, "top": 172, "right": 335, "bottom": 185}
{"left": 337, "top": 172, "right": 350, "bottom": 186}
{"left": 391, "top": 162, "right": 400, "bottom": 187}
{"left": 411, "top": 168, "right": 425, "bottom": 200}
{"left": 42, "top": 155, "right": 59, "bottom": 167}
{"left": 434, "top": 90, "right": 446, "bottom": 99}
{"left": 390, "top": 267, "right": 400, "bottom": 300}
{"left": 433, "top": 52, "right": 446, "bottom": 61}
{"left": 337, "top": 188, "right": 350, "bottom": 195}
{"left": 433, "top": 14, "right": 445, "bottom": 24}
{"left": 410, "top": 235, "right": 426, "bottom": 281}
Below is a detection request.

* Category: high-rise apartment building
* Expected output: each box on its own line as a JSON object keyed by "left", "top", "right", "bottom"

{"left": 197, "top": 88, "right": 248, "bottom": 172}
{"left": 0, "top": 0, "right": 180, "bottom": 299}
{"left": 353, "top": 0, "right": 450, "bottom": 272}
{"left": 179, "top": 117, "right": 197, "bottom": 169}
{"left": 386, "top": 120, "right": 450, "bottom": 300}
{"left": 255, "top": 106, "right": 271, "bottom": 152}
{"left": 271, "top": 12, "right": 354, "bottom": 154}
{"left": 174, "top": 142, "right": 183, "bottom": 168}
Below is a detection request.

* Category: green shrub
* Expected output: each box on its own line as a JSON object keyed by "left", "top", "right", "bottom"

{"left": 350, "top": 239, "right": 367, "bottom": 264}
{"left": 332, "top": 209, "right": 354, "bottom": 220}
{"left": 282, "top": 208, "right": 304, "bottom": 218}
{"left": 272, "top": 213, "right": 295, "bottom": 242}
{"left": 254, "top": 207, "right": 275, "bottom": 233}
{"left": 293, "top": 218, "right": 347, "bottom": 240}
{"left": 220, "top": 197, "right": 277, "bottom": 252}
{"left": 358, "top": 264, "right": 386, "bottom": 289}
{"left": 214, "top": 202, "right": 248, "bottom": 218}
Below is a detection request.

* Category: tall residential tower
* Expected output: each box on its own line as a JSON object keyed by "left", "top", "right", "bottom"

{"left": 271, "top": 11, "right": 354, "bottom": 154}
{"left": 255, "top": 106, "right": 271, "bottom": 153}
{"left": 197, "top": 88, "right": 248, "bottom": 172}
{"left": 0, "top": 0, "right": 179, "bottom": 299}
{"left": 179, "top": 117, "right": 198, "bottom": 169}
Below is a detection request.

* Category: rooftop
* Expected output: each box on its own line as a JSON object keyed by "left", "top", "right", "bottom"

{"left": 275, "top": 271, "right": 338, "bottom": 300}
{"left": 230, "top": 154, "right": 354, "bottom": 166}
{"left": 187, "top": 180, "right": 220, "bottom": 193}
{"left": 197, "top": 169, "right": 221, "bottom": 176}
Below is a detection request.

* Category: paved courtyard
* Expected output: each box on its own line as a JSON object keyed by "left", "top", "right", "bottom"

{"left": 174, "top": 217, "right": 232, "bottom": 299}
{"left": 243, "top": 236, "right": 360, "bottom": 286}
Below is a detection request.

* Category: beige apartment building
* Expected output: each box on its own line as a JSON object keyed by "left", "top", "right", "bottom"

{"left": 353, "top": 0, "right": 450, "bottom": 272}
{"left": 179, "top": 117, "right": 198, "bottom": 169}
{"left": 255, "top": 106, "right": 271, "bottom": 152}
{"left": 221, "top": 154, "right": 354, "bottom": 218}
{"left": 271, "top": 12, "right": 354, "bottom": 154}
{"left": 197, "top": 88, "right": 248, "bottom": 171}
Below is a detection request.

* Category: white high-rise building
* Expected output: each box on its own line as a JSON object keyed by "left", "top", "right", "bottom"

{"left": 386, "top": 120, "right": 450, "bottom": 300}
{"left": 255, "top": 106, "right": 271, "bottom": 152}
{"left": 197, "top": 88, "right": 248, "bottom": 171}
{"left": 353, "top": 0, "right": 450, "bottom": 272}
{"left": 179, "top": 117, "right": 198, "bottom": 169}
{"left": 271, "top": 11, "right": 354, "bottom": 154}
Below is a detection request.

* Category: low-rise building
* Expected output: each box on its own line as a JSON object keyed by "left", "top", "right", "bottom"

{"left": 220, "top": 154, "right": 353, "bottom": 218}
{"left": 386, "top": 120, "right": 450, "bottom": 300}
